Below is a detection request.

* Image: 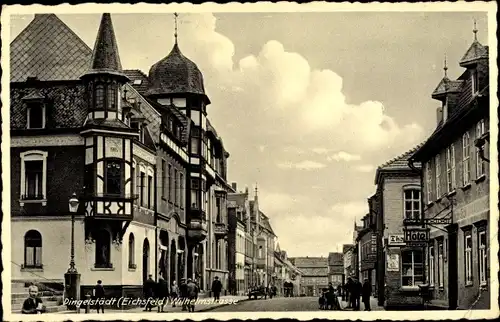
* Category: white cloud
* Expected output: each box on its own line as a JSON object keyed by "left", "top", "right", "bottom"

{"left": 356, "top": 164, "right": 375, "bottom": 173}
{"left": 312, "top": 147, "right": 330, "bottom": 154}
{"left": 277, "top": 160, "right": 326, "bottom": 171}
{"left": 258, "top": 192, "right": 301, "bottom": 214}
{"left": 330, "top": 201, "right": 368, "bottom": 218}
{"left": 327, "top": 151, "right": 362, "bottom": 162}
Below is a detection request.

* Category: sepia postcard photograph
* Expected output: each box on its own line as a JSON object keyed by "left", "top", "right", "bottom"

{"left": 1, "top": 1, "right": 498, "bottom": 321}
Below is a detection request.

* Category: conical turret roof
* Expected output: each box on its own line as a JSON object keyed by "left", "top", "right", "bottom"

{"left": 82, "top": 13, "right": 128, "bottom": 80}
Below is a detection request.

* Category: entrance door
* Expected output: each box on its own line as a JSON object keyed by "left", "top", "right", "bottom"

{"left": 143, "top": 238, "right": 150, "bottom": 282}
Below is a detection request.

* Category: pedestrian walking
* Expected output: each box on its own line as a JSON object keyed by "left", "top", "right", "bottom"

{"left": 143, "top": 274, "right": 156, "bottom": 312}
{"left": 352, "top": 277, "right": 362, "bottom": 311}
{"left": 93, "top": 280, "right": 106, "bottom": 313}
{"left": 362, "top": 278, "right": 372, "bottom": 311}
{"left": 211, "top": 276, "right": 222, "bottom": 301}
{"left": 179, "top": 278, "right": 188, "bottom": 311}
{"left": 186, "top": 278, "right": 199, "bottom": 312}
{"left": 156, "top": 274, "right": 169, "bottom": 313}
{"left": 170, "top": 280, "right": 179, "bottom": 308}
{"left": 345, "top": 277, "right": 353, "bottom": 308}
{"left": 21, "top": 285, "right": 46, "bottom": 314}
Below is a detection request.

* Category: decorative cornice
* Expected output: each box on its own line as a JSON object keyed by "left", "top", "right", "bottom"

{"left": 133, "top": 142, "right": 156, "bottom": 165}
{"left": 11, "top": 135, "right": 84, "bottom": 147}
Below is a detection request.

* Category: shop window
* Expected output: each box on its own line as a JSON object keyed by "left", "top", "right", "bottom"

{"left": 478, "top": 229, "right": 487, "bottom": 286}
{"left": 401, "top": 250, "right": 424, "bottom": 287}
{"left": 404, "top": 189, "right": 421, "bottom": 220}
{"left": 24, "top": 230, "right": 42, "bottom": 268}
{"left": 464, "top": 230, "right": 473, "bottom": 285}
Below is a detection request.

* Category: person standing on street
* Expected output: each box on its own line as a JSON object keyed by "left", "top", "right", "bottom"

{"left": 156, "top": 274, "right": 169, "bottom": 313}
{"left": 143, "top": 274, "right": 156, "bottom": 312}
{"left": 170, "top": 280, "right": 179, "bottom": 308}
{"left": 186, "top": 278, "right": 199, "bottom": 312}
{"left": 179, "top": 278, "right": 188, "bottom": 311}
{"left": 352, "top": 278, "right": 362, "bottom": 311}
{"left": 93, "top": 280, "right": 106, "bottom": 313}
{"left": 362, "top": 278, "right": 372, "bottom": 311}
{"left": 211, "top": 276, "right": 222, "bottom": 302}
{"left": 346, "top": 277, "right": 353, "bottom": 308}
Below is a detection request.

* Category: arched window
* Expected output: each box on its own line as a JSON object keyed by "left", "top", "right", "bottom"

{"left": 24, "top": 230, "right": 42, "bottom": 268}
{"left": 128, "top": 233, "right": 135, "bottom": 268}
{"left": 95, "top": 229, "right": 111, "bottom": 268}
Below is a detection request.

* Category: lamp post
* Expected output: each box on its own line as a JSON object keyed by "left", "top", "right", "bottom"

{"left": 65, "top": 193, "right": 81, "bottom": 310}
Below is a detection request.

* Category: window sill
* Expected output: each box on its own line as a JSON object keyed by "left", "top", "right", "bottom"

{"left": 461, "top": 183, "right": 472, "bottom": 191}
{"left": 465, "top": 283, "right": 474, "bottom": 288}
{"left": 438, "top": 286, "right": 444, "bottom": 291}
{"left": 20, "top": 199, "right": 47, "bottom": 207}
{"left": 91, "top": 267, "right": 115, "bottom": 271}
{"left": 426, "top": 201, "right": 435, "bottom": 208}
{"left": 435, "top": 196, "right": 443, "bottom": 203}
{"left": 21, "top": 266, "right": 43, "bottom": 272}
{"left": 128, "top": 268, "right": 136, "bottom": 272}
{"left": 447, "top": 190, "right": 457, "bottom": 198}
{"left": 475, "top": 175, "right": 486, "bottom": 184}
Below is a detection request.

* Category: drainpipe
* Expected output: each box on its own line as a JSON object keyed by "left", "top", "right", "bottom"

{"left": 154, "top": 163, "right": 158, "bottom": 281}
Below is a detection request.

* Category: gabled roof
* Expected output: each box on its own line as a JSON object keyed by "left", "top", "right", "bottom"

{"left": 374, "top": 144, "right": 423, "bottom": 183}
{"left": 123, "top": 69, "right": 150, "bottom": 93}
{"left": 10, "top": 14, "right": 93, "bottom": 82}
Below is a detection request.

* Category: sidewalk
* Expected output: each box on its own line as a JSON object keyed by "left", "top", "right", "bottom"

{"left": 57, "top": 295, "right": 248, "bottom": 314}
{"left": 338, "top": 296, "right": 384, "bottom": 311}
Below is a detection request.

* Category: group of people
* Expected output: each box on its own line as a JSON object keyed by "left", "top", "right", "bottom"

{"left": 318, "top": 282, "right": 342, "bottom": 310}
{"left": 143, "top": 274, "right": 200, "bottom": 312}
{"left": 343, "top": 277, "right": 373, "bottom": 311}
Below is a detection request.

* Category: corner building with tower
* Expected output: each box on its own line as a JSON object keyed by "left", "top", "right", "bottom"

{"left": 9, "top": 13, "right": 231, "bottom": 303}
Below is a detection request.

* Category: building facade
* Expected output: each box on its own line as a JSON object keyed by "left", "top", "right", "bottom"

{"left": 10, "top": 13, "right": 231, "bottom": 302}
{"left": 290, "top": 257, "right": 329, "bottom": 297}
{"left": 327, "top": 252, "right": 343, "bottom": 287}
{"left": 373, "top": 147, "right": 422, "bottom": 309}
{"left": 409, "top": 28, "right": 490, "bottom": 310}
{"left": 342, "top": 244, "right": 355, "bottom": 286}
{"left": 356, "top": 214, "right": 377, "bottom": 295}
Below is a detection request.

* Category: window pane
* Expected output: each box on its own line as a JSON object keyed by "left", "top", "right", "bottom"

{"left": 414, "top": 250, "right": 423, "bottom": 263}
{"left": 402, "top": 251, "right": 412, "bottom": 263}
{"left": 404, "top": 190, "right": 412, "bottom": 200}
{"left": 95, "top": 85, "right": 105, "bottom": 110}
{"left": 28, "top": 106, "right": 44, "bottom": 129}
{"left": 106, "top": 161, "right": 122, "bottom": 195}
{"left": 479, "top": 232, "right": 486, "bottom": 247}
{"left": 405, "top": 201, "right": 412, "bottom": 211}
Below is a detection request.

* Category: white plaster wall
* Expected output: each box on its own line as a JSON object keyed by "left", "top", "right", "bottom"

{"left": 11, "top": 218, "right": 85, "bottom": 282}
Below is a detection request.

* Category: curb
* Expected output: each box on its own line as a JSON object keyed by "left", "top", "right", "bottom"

{"left": 197, "top": 298, "right": 251, "bottom": 312}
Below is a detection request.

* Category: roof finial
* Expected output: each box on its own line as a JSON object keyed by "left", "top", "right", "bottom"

{"left": 443, "top": 53, "right": 448, "bottom": 77}
{"left": 473, "top": 18, "right": 478, "bottom": 41}
{"left": 255, "top": 182, "right": 258, "bottom": 196}
{"left": 174, "top": 12, "right": 179, "bottom": 45}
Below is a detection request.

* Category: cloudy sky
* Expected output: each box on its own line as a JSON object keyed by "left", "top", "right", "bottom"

{"left": 9, "top": 9, "right": 489, "bottom": 257}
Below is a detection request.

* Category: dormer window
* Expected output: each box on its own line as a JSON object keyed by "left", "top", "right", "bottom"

{"left": 133, "top": 79, "right": 143, "bottom": 85}
{"left": 471, "top": 69, "right": 479, "bottom": 94}
{"left": 131, "top": 121, "right": 145, "bottom": 144}
{"left": 27, "top": 102, "right": 45, "bottom": 129}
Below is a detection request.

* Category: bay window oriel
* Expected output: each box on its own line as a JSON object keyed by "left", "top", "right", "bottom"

{"left": 104, "top": 159, "right": 123, "bottom": 196}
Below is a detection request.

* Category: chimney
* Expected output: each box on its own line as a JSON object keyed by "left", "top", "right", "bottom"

{"left": 231, "top": 182, "right": 237, "bottom": 191}
{"left": 436, "top": 106, "right": 443, "bottom": 125}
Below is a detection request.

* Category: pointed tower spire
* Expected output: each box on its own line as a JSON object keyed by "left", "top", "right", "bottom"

{"left": 473, "top": 19, "right": 478, "bottom": 41}
{"left": 174, "top": 12, "right": 179, "bottom": 45}
{"left": 255, "top": 183, "right": 259, "bottom": 200}
{"left": 86, "top": 13, "right": 127, "bottom": 79}
{"left": 443, "top": 53, "right": 448, "bottom": 78}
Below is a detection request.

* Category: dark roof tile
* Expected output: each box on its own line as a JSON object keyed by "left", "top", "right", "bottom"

{"left": 10, "top": 14, "right": 92, "bottom": 82}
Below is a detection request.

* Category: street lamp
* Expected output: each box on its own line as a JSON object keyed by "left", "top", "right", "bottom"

{"left": 65, "top": 193, "right": 81, "bottom": 310}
